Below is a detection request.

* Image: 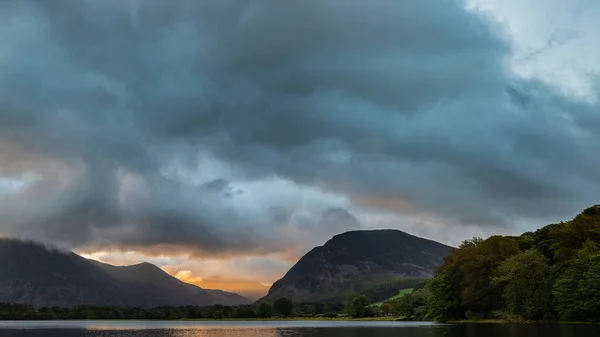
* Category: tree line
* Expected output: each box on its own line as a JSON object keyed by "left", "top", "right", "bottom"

{"left": 382, "top": 205, "right": 600, "bottom": 322}
{"left": 0, "top": 298, "right": 347, "bottom": 320}
{"left": 0, "top": 295, "right": 397, "bottom": 320}
{"left": 0, "top": 282, "right": 422, "bottom": 320}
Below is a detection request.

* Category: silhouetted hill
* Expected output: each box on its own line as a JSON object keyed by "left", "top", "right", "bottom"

{"left": 0, "top": 239, "right": 249, "bottom": 308}
{"left": 93, "top": 261, "right": 249, "bottom": 307}
{"left": 260, "top": 229, "right": 452, "bottom": 303}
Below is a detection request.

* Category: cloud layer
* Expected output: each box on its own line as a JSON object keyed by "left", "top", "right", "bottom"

{"left": 1, "top": 0, "right": 599, "bottom": 267}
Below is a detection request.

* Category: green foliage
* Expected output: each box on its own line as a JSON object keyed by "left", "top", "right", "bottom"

{"left": 373, "top": 288, "right": 414, "bottom": 306}
{"left": 387, "top": 285, "right": 432, "bottom": 320}
{"left": 380, "top": 302, "right": 393, "bottom": 316}
{"left": 273, "top": 297, "right": 293, "bottom": 317}
{"left": 398, "top": 205, "right": 600, "bottom": 323}
{"left": 257, "top": 303, "right": 273, "bottom": 318}
{"left": 349, "top": 278, "right": 427, "bottom": 303}
{"left": 540, "top": 205, "right": 600, "bottom": 264}
{"left": 456, "top": 236, "right": 522, "bottom": 315}
{"left": 422, "top": 235, "right": 521, "bottom": 321}
{"left": 577, "top": 255, "right": 600, "bottom": 320}
{"left": 554, "top": 239, "right": 600, "bottom": 321}
{"left": 347, "top": 294, "right": 372, "bottom": 318}
{"left": 322, "top": 311, "right": 338, "bottom": 318}
{"left": 390, "top": 295, "right": 410, "bottom": 318}
{"left": 427, "top": 268, "right": 462, "bottom": 322}
{"left": 409, "top": 288, "right": 432, "bottom": 320}
{"left": 492, "top": 249, "right": 553, "bottom": 321}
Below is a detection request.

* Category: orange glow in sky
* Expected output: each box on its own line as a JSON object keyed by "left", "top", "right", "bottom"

{"left": 171, "top": 270, "right": 270, "bottom": 300}
{"left": 79, "top": 250, "right": 273, "bottom": 300}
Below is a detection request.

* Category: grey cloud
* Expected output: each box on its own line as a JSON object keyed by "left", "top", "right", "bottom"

{"left": 318, "top": 208, "right": 361, "bottom": 237}
{"left": 203, "top": 179, "right": 230, "bottom": 192}
{"left": 202, "top": 178, "right": 243, "bottom": 197}
{"left": 289, "top": 207, "right": 360, "bottom": 237}
{"left": 0, "top": 0, "right": 599, "bottom": 256}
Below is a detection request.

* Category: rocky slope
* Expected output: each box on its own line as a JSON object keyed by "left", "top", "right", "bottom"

{"left": 260, "top": 229, "right": 452, "bottom": 303}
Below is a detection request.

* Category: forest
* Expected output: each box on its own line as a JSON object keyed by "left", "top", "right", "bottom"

{"left": 384, "top": 205, "right": 600, "bottom": 322}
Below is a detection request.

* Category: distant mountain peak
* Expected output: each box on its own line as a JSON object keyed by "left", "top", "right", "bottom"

{"left": 260, "top": 229, "right": 451, "bottom": 303}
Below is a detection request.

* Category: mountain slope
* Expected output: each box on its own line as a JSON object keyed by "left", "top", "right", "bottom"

{"left": 92, "top": 261, "right": 249, "bottom": 307}
{"left": 0, "top": 239, "right": 249, "bottom": 308}
{"left": 260, "top": 229, "right": 452, "bottom": 303}
{"left": 0, "top": 239, "right": 127, "bottom": 308}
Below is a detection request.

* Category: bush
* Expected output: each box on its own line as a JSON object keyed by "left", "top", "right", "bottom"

{"left": 322, "top": 311, "right": 338, "bottom": 318}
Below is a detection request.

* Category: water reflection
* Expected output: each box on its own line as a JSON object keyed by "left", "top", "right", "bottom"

{"left": 0, "top": 322, "right": 598, "bottom": 337}
{"left": 79, "top": 327, "right": 446, "bottom": 337}
{"left": 1, "top": 327, "right": 443, "bottom": 337}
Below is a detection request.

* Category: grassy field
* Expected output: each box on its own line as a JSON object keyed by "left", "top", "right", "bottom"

{"left": 372, "top": 288, "right": 414, "bottom": 307}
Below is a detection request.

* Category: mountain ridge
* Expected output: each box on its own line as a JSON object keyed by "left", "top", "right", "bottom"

{"left": 0, "top": 238, "right": 249, "bottom": 308}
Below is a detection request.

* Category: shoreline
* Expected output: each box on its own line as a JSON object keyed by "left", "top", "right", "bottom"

{"left": 448, "top": 319, "right": 600, "bottom": 325}
{"left": 0, "top": 317, "right": 405, "bottom": 322}
{"left": 0, "top": 317, "right": 597, "bottom": 324}
{"left": 180, "top": 317, "right": 400, "bottom": 321}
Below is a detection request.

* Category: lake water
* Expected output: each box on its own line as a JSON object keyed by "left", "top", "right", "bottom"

{"left": 0, "top": 320, "right": 597, "bottom": 337}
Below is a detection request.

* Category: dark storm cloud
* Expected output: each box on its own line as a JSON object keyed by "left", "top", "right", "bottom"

{"left": 0, "top": 0, "right": 599, "bottom": 254}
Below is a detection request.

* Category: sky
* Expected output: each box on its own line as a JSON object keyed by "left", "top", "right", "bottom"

{"left": 1, "top": 0, "right": 599, "bottom": 300}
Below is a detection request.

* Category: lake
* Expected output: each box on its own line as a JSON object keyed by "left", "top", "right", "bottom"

{"left": 0, "top": 320, "right": 598, "bottom": 337}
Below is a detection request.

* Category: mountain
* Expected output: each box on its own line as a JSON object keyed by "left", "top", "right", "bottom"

{"left": 0, "top": 239, "right": 249, "bottom": 308}
{"left": 260, "top": 229, "right": 452, "bottom": 303}
{"left": 92, "top": 261, "right": 249, "bottom": 307}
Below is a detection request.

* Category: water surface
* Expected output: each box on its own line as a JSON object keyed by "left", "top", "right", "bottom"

{"left": 0, "top": 320, "right": 598, "bottom": 337}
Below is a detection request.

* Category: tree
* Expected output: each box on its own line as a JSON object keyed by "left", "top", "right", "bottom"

{"left": 391, "top": 294, "right": 411, "bottom": 318}
{"left": 380, "top": 302, "right": 393, "bottom": 316}
{"left": 577, "top": 255, "right": 600, "bottom": 321}
{"left": 458, "top": 236, "right": 522, "bottom": 315}
{"left": 273, "top": 298, "right": 293, "bottom": 317}
{"left": 427, "top": 268, "right": 462, "bottom": 322}
{"left": 347, "top": 294, "right": 371, "bottom": 318}
{"left": 231, "top": 306, "right": 256, "bottom": 318}
{"left": 493, "top": 249, "right": 553, "bottom": 321}
{"left": 211, "top": 310, "right": 224, "bottom": 319}
{"left": 547, "top": 205, "right": 600, "bottom": 264}
{"left": 423, "top": 236, "right": 522, "bottom": 321}
{"left": 409, "top": 287, "right": 432, "bottom": 321}
{"left": 297, "top": 303, "right": 311, "bottom": 316}
{"left": 554, "top": 239, "right": 600, "bottom": 321}
{"left": 389, "top": 287, "right": 432, "bottom": 321}
{"left": 257, "top": 303, "right": 273, "bottom": 318}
